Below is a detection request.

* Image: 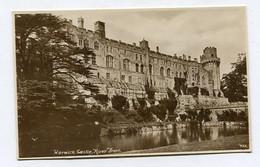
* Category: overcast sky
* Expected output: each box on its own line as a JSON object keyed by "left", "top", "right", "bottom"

{"left": 53, "top": 7, "right": 247, "bottom": 77}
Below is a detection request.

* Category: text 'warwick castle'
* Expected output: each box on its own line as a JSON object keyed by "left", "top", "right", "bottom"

{"left": 67, "top": 17, "right": 224, "bottom": 101}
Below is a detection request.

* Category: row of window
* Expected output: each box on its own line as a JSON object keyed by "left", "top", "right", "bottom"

{"left": 148, "top": 65, "right": 186, "bottom": 78}
{"left": 106, "top": 56, "right": 145, "bottom": 73}
{"left": 79, "top": 39, "right": 100, "bottom": 50}
{"left": 105, "top": 72, "right": 133, "bottom": 83}
{"left": 150, "top": 58, "right": 199, "bottom": 72}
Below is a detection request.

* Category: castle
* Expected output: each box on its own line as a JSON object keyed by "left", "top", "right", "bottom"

{"left": 66, "top": 17, "right": 224, "bottom": 100}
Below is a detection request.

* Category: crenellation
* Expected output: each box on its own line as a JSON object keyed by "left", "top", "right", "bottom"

{"left": 68, "top": 18, "right": 223, "bottom": 100}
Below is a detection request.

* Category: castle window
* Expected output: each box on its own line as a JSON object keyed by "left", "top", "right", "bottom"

{"left": 135, "top": 64, "right": 139, "bottom": 72}
{"left": 97, "top": 72, "right": 100, "bottom": 78}
{"left": 140, "top": 55, "right": 143, "bottom": 62}
{"left": 140, "top": 64, "right": 144, "bottom": 73}
{"left": 129, "top": 76, "right": 132, "bottom": 83}
{"left": 123, "top": 59, "right": 130, "bottom": 70}
{"left": 106, "top": 73, "right": 110, "bottom": 79}
{"left": 176, "top": 72, "right": 178, "bottom": 77}
{"left": 84, "top": 39, "right": 89, "bottom": 48}
{"left": 94, "top": 41, "right": 99, "bottom": 50}
{"left": 92, "top": 54, "right": 96, "bottom": 65}
{"left": 121, "top": 75, "right": 125, "bottom": 81}
{"left": 136, "top": 54, "right": 138, "bottom": 60}
{"left": 79, "top": 39, "right": 83, "bottom": 47}
{"left": 179, "top": 72, "right": 182, "bottom": 78}
{"left": 106, "top": 55, "right": 114, "bottom": 68}
{"left": 211, "top": 54, "right": 214, "bottom": 57}
{"left": 160, "top": 67, "right": 164, "bottom": 77}
{"left": 167, "top": 68, "right": 171, "bottom": 77}
{"left": 149, "top": 64, "right": 153, "bottom": 74}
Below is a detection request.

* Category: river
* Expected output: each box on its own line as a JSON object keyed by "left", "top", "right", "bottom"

{"left": 20, "top": 126, "right": 248, "bottom": 157}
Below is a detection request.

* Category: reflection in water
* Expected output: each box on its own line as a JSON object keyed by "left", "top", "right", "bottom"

{"left": 98, "top": 126, "right": 247, "bottom": 152}
{"left": 25, "top": 126, "right": 248, "bottom": 157}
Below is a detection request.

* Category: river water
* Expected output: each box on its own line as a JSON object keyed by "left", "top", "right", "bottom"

{"left": 22, "top": 126, "right": 248, "bottom": 157}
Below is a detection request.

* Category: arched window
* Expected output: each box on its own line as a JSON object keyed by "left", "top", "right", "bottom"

{"left": 84, "top": 39, "right": 89, "bottom": 48}
{"left": 106, "top": 55, "right": 114, "bottom": 68}
{"left": 160, "top": 67, "right": 164, "bottom": 77}
{"left": 123, "top": 59, "right": 130, "bottom": 70}
{"left": 179, "top": 72, "right": 182, "bottom": 78}
{"left": 97, "top": 72, "right": 100, "bottom": 78}
{"left": 149, "top": 64, "right": 153, "bottom": 74}
{"left": 140, "top": 64, "right": 144, "bottom": 73}
{"left": 167, "top": 68, "right": 171, "bottom": 77}
{"left": 176, "top": 72, "right": 178, "bottom": 77}
{"left": 135, "top": 64, "right": 139, "bottom": 72}
{"left": 94, "top": 41, "right": 99, "bottom": 50}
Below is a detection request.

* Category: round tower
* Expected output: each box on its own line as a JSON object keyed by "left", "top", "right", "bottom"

{"left": 200, "top": 47, "right": 221, "bottom": 96}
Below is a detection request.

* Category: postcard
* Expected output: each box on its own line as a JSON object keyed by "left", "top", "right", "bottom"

{"left": 14, "top": 7, "right": 250, "bottom": 159}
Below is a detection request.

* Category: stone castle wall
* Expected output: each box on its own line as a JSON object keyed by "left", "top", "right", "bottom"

{"left": 66, "top": 18, "right": 223, "bottom": 100}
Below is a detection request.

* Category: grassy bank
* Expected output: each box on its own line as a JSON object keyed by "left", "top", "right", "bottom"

{"left": 124, "top": 134, "right": 250, "bottom": 154}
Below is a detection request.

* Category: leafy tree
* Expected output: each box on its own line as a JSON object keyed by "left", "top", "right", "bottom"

{"left": 111, "top": 95, "right": 127, "bottom": 110}
{"left": 221, "top": 54, "right": 247, "bottom": 102}
{"left": 15, "top": 13, "right": 98, "bottom": 94}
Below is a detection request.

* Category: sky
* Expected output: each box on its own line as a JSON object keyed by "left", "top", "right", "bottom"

{"left": 52, "top": 7, "right": 247, "bottom": 77}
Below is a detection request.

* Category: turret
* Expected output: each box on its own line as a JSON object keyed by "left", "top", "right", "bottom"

{"left": 94, "top": 21, "right": 105, "bottom": 38}
{"left": 139, "top": 39, "right": 149, "bottom": 50}
{"left": 201, "top": 47, "right": 221, "bottom": 96}
{"left": 78, "top": 17, "right": 84, "bottom": 28}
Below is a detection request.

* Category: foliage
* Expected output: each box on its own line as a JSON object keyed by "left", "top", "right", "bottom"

{"left": 187, "top": 86, "right": 199, "bottom": 96}
{"left": 184, "top": 109, "right": 211, "bottom": 123}
{"left": 167, "top": 87, "right": 176, "bottom": 99}
{"left": 217, "top": 110, "right": 248, "bottom": 122}
{"left": 201, "top": 88, "right": 210, "bottom": 96}
{"left": 144, "top": 81, "right": 155, "bottom": 99}
{"left": 17, "top": 80, "right": 89, "bottom": 111}
{"left": 221, "top": 54, "right": 247, "bottom": 102}
{"left": 111, "top": 95, "right": 127, "bottom": 110}
{"left": 159, "top": 99, "right": 177, "bottom": 114}
{"left": 93, "top": 94, "right": 109, "bottom": 105}
{"left": 15, "top": 13, "right": 98, "bottom": 94}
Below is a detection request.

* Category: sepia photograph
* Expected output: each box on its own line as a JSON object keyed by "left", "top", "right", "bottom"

{"left": 14, "top": 7, "right": 250, "bottom": 159}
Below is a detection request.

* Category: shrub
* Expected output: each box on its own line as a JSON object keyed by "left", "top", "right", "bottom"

{"left": 159, "top": 99, "right": 177, "bottom": 114}
{"left": 201, "top": 88, "right": 209, "bottom": 96}
{"left": 111, "top": 95, "right": 127, "bottom": 110}
{"left": 93, "top": 94, "right": 109, "bottom": 103}
{"left": 187, "top": 86, "right": 199, "bottom": 96}
{"left": 137, "top": 98, "right": 146, "bottom": 107}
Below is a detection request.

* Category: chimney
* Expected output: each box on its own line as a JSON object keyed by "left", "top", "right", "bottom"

{"left": 188, "top": 56, "right": 191, "bottom": 61}
{"left": 183, "top": 54, "right": 186, "bottom": 60}
{"left": 69, "top": 19, "right": 73, "bottom": 25}
{"left": 95, "top": 21, "right": 106, "bottom": 38}
{"left": 156, "top": 46, "right": 159, "bottom": 53}
{"left": 78, "top": 17, "right": 84, "bottom": 28}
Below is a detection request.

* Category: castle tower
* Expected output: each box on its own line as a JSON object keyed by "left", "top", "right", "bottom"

{"left": 94, "top": 21, "right": 105, "bottom": 38}
{"left": 200, "top": 47, "right": 221, "bottom": 97}
{"left": 139, "top": 39, "right": 149, "bottom": 50}
{"left": 78, "top": 17, "right": 84, "bottom": 28}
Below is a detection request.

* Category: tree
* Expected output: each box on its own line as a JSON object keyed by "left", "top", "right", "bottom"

{"left": 221, "top": 54, "right": 247, "bottom": 102}
{"left": 15, "top": 13, "right": 98, "bottom": 94}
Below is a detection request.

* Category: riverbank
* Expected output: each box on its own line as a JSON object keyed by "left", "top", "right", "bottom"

{"left": 124, "top": 134, "right": 250, "bottom": 154}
